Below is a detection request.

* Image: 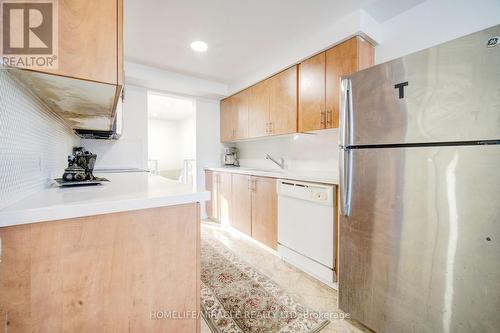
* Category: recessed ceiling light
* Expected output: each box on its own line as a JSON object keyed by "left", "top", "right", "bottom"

{"left": 190, "top": 40, "right": 208, "bottom": 52}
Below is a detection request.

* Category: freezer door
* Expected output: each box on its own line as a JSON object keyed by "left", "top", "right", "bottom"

{"left": 339, "top": 145, "right": 500, "bottom": 333}
{"left": 344, "top": 24, "right": 500, "bottom": 146}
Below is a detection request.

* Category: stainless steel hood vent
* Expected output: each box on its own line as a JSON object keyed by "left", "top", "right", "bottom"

{"left": 75, "top": 99, "right": 122, "bottom": 139}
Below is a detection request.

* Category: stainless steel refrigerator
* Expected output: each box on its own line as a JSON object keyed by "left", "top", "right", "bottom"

{"left": 338, "top": 25, "right": 500, "bottom": 333}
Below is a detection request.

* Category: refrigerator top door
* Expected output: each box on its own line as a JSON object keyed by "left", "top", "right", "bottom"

{"left": 338, "top": 145, "right": 500, "bottom": 333}
{"left": 344, "top": 24, "right": 500, "bottom": 147}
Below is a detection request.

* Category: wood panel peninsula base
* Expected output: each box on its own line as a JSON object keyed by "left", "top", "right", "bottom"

{"left": 0, "top": 204, "right": 201, "bottom": 333}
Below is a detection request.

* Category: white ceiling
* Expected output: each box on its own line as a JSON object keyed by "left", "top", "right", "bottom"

{"left": 361, "top": 0, "right": 425, "bottom": 23}
{"left": 148, "top": 93, "right": 194, "bottom": 121}
{"left": 124, "top": 0, "right": 425, "bottom": 85}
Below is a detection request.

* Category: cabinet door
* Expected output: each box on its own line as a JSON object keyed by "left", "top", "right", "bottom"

{"left": 325, "top": 37, "right": 360, "bottom": 129}
{"left": 357, "top": 36, "right": 375, "bottom": 72}
{"left": 232, "top": 90, "right": 249, "bottom": 140}
{"left": 248, "top": 80, "right": 270, "bottom": 138}
{"left": 270, "top": 66, "right": 298, "bottom": 136}
{"left": 299, "top": 52, "right": 326, "bottom": 132}
{"left": 0, "top": 205, "right": 200, "bottom": 332}
{"left": 220, "top": 98, "right": 235, "bottom": 142}
{"left": 219, "top": 172, "right": 232, "bottom": 226}
{"left": 205, "top": 170, "right": 219, "bottom": 221}
{"left": 230, "top": 174, "right": 252, "bottom": 236}
{"left": 43, "top": 0, "right": 120, "bottom": 84}
{"left": 251, "top": 177, "right": 278, "bottom": 250}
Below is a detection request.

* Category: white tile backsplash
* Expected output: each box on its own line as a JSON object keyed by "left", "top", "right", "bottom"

{"left": 233, "top": 128, "right": 339, "bottom": 175}
{"left": 0, "top": 69, "right": 79, "bottom": 209}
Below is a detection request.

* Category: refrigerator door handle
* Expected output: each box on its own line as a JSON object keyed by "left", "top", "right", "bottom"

{"left": 340, "top": 78, "right": 352, "bottom": 148}
{"left": 340, "top": 148, "right": 353, "bottom": 216}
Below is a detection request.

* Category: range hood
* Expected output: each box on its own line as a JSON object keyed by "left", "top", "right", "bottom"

{"left": 6, "top": 66, "right": 123, "bottom": 140}
{"left": 75, "top": 98, "right": 123, "bottom": 139}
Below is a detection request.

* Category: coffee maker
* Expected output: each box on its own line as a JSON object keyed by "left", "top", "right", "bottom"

{"left": 223, "top": 147, "right": 239, "bottom": 167}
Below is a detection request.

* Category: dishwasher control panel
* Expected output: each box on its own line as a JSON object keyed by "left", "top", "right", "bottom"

{"left": 277, "top": 179, "right": 335, "bottom": 206}
{"left": 312, "top": 190, "right": 328, "bottom": 201}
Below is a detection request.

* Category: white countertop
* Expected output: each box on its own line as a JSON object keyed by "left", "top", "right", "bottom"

{"left": 0, "top": 172, "right": 210, "bottom": 228}
{"left": 205, "top": 167, "right": 339, "bottom": 185}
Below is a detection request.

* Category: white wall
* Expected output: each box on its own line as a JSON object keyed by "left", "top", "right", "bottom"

{"left": 125, "top": 61, "right": 228, "bottom": 99}
{"left": 0, "top": 69, "right": 79, "bottom": 209}
{"left": 148, "top": 119, "right": 183, "bottom": 171}
{"left": 234, "top": 129, "right": 339, "bottom": 176}
{"left": 179, "top": 116, "right": 195, "bottom": 161}
{"left": 148, "top": 115, "right": 196, "bottom": 171}
{"left": 195, "top": 98, "right": 223, "bottom": 218}
{"left": 228, "top": 9, "right": 381, "bottom": 94}
{"left": 375, "top": 0, "right": 500, "bottom": 64}
{"left": 82, "top": 85, "right": 149, "bottom": 170}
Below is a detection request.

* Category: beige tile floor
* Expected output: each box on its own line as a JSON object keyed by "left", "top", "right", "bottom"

{"left": 200, "top": 221, "right": 371, "bottom": 333}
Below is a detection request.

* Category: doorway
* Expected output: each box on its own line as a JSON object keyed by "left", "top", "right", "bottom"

{"left": 147, "top": 91, "right": 196, "bottom": 187}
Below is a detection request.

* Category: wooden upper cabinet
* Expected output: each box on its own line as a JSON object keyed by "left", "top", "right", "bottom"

{"left": 230, "top": 174, "right": 252, "bottom": 236}
{"left": 220, "top": 66, "right": 298, "bottom": 142}
{"left": 248, "top": 79, "right": 271, "bottom": 138}
{"left": 325, "top": 36, "right": 374, "bottom": 128}
{"left": 3, "top": 0, "right": 124, "bottom": 133}
{"left": 232, "top": 90, "right": 249, "bottom": 140}
{"left": 251, "top": 177, "right": 278, "bottom": 250}
{"left": 357, "top": 36, "right": 376, "bottom": 71}
{"left": 43, "top": 0, "right": 122, "bottom": 85}
{"left": 247, "top": 66, "right": 297, "bottom": 138}
{"left": 219, "top": 36, "right": 373, "bottom": 141}
{"left": 298, "top": 52, "right": 326, "bottom": 132}
{"left": 299, "top": 36, "right": 374, "bottom": 132}
{"left": 220, "top": 98, "right": 235, "bottom": 142}
{"left": 269, "top": 66, "right": 298, "bottom": 136}
{"left": 117, "top": 0, "right": 124, "bottom": 86}
{"left": 221, "top": 90, "right": 250, "bottom": 142}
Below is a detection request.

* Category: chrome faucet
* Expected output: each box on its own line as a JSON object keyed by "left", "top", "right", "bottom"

{"left": 265, "top": 154, "right": 285, "bottom": 170}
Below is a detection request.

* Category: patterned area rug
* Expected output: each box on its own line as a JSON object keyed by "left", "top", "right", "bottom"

{"left": 201, "top": 238, "right": 329, "bottom": 333}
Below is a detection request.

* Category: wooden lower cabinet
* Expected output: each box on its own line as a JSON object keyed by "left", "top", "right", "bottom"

{"left": 230, "top": 174, "right": 252, "bottom": 236}
{"left": 251, "top": 177, "right": 278, "bottom": 250}
{"left": 0, "top": 204, "right": 200, "bottom": 333}
{"left": 206, "top": 171, "right": 278, "bottom": 249}
{"left": 219, "top": 172, "right": 233, "bottom": 225}
{"left": 205, "top": 171, "right": 278, "bottom": 250}
{"left": 205, "top": 170, "right": 220, "bottom": 221}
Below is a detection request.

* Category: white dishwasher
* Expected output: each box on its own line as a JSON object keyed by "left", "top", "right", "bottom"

{"left": 277, "top": 179, "right": 336, "bottom": 286}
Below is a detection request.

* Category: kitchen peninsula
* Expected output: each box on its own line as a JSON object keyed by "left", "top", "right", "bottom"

{"left": 0, "top": 172, "right": 209, "bottom": 332}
